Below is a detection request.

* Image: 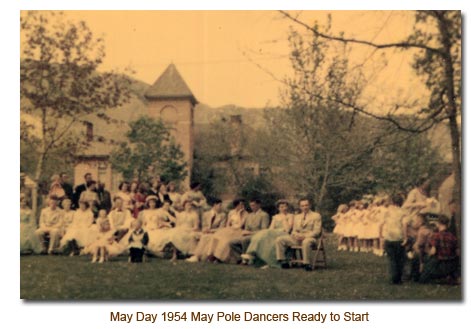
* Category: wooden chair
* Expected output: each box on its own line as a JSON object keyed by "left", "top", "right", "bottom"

{"left": 289, "top": 232, "right": 327, "bottom": 270}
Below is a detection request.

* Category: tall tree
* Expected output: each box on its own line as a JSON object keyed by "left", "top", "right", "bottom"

{"left": 110, "top": 116, "right": 187, "bottom": 183}
{"left": 20, "top": 11, "right": 131, "bottom": 216}
{"left": 280, "top": 10, "right": 461, "bottom": 241}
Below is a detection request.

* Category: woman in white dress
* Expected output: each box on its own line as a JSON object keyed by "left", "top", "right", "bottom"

{"left": 115, "top": 182, "right": 133, "bottom": 211}
{"left": 107, "top": 196, "right": 134, "bottom": 256}
{"left": 167, "top": 181, "right": 182, "bottom": 211}
{"left": 60, "top": 200, "right": 95, "bottom": 254}
{"left": 59, "top": 198, "right": 76, "bottom": 255}
{"left": 142, "top": 196, "right": 175, "bottom": 256}
{"left": 20, "top": 194, "right": 41, "bottom": 254}
{"left": 167, "top": 200, "right": 200, "bottom": 260}
{"left": 207, "top": 199, "right": 248, "bottom": 263}
{"left": 79, "top": 180, "right": 99, "bottom": 217}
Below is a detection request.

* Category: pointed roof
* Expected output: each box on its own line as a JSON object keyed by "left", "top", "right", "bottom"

{"left": 144, "top": 64, "right": 197, "bottom": 104}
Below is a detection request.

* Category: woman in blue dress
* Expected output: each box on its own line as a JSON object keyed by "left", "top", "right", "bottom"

{"left": 242, "top": 199, "right": 293, "bottom": 268}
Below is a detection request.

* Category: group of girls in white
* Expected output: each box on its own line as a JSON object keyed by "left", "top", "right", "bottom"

{"left": 332, "top": 180, "right": 441, "bottom": 258}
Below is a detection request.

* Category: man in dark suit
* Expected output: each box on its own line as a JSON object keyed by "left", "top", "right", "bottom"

{"left": 73, "top": 172, "right": 92, "bottom": 209}
{"left": 59, "top": 172, "right": 74, "bottom": 204}
{"left": 97, "top": 181, "right": 112, "bottom": 213}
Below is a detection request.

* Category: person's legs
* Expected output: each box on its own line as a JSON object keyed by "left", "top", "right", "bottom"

{"left": 385, "top": 241, "right": 405, "bottom": 284}
{"left": 35, "top": 228, "right": 48, "bottom": 253}
{"left": 48, "top": 229, "right": 61, "bottom": 254}
{"left": 302, "top": 238, "right": 316, "bottom": 271}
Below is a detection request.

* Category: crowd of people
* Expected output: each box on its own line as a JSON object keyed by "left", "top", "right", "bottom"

{"left": 20, "top": 173, "right": 460, "bottom": 282}
{"left": 20, "top": 172, "right": 323, "bottom": 270}
{"left": 331, "top": 178, "right": 460, "bottom": 284}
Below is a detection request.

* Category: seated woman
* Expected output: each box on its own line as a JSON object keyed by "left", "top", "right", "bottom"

{"left": 60, "top": 200, "right": 95, "bottom": 255}
{"left": 59, "top": 198, "right": 77, "bottom": 255}
{"left": 186, "top": 198, "right": 227, "bottom": 263}
{"left": 20, "top": 194, "right": 41, "bottom": 254}
{"left": 142, "top": 196, "right": 175, "bottom": 257}
{"left": 206, "top": 199, "right": 247, "bottom": 264}
{"left": 166, "top": 200, "right": 200, "bottom": 261}
{"left": 106, "top": 196, "right": 134, "bottom": 256}
{"left": 241, "top": 199, "right": 293, "bottom": 268}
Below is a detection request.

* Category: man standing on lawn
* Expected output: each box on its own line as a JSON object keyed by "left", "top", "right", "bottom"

{"left": 275, "top": 198, "right": 322, "bottom": 271}
{"left": 379, "top": 194, "right": 408, "bottom": 285}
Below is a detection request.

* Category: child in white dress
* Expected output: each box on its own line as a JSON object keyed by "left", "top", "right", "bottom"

{"left": 332, "top": 204, "right": 349, "bottom": 251}
{"left": 89, "top": 213, "right": 115, "bottom": 263}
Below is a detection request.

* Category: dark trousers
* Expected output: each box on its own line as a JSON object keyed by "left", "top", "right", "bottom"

{"left": 129, "top": 248, "right": 145, "bottom": 263}
{"left": 385, "top": 240, "right": 406, "bottom": 284}
{"left": 419, "top": 256, "right": 459, "bottom": 283}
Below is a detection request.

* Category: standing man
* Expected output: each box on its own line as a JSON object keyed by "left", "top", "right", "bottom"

{"left": 97, "top": 181, "right": 112, "bottom": 214}
{"left": 379, "top": 194, "right": 408, "bottom": 285}
{"left": 59, "top": 172, "right": 74, "bottom": 205}
{"left": 276, "top": 198, "right": 322, "bottom": 271}
{"left": 231, "top": 198, "right": 269, "bottom": 262}
{"left": 34, "top": 196, "right": 64, "bottom": 254}
{"left": 73, "top": 173, "right": 92, "bottom": 209}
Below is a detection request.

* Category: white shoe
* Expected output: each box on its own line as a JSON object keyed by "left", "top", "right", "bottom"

{"left": 241, "top": 253, "right": 254, "bottom": 261}
{"left": 185, "top": 255, "right": 199, "bottom": 263}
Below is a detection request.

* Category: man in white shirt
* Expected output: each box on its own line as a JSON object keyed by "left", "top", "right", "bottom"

{"left": 35, "top": 197, "right": 64, "bottom": 254}
{"left": 276, "top": 198, "right": 322, "bottom": 271}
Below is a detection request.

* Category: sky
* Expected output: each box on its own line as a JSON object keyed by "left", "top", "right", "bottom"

{"left": 26, "top": 10, "right": 425, "bottom": 109}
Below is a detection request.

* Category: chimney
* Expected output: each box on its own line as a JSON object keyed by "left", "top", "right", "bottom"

{"left": 85, "top": 122, "right": 93, "bottom": 142}
{"left": 229, "top": 115, "right": 242, "bottom": 156}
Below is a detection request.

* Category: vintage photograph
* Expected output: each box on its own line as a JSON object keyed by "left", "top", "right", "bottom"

{"left": 20, "top": 10, "right": 461, "bottom": 300}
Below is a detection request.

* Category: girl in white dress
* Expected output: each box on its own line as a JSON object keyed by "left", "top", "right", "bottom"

{"left": 89, "top": 214, "right": 116, "bottom": 263}
{"left": 332, "top": 204, "right": 349, "bottom": 251}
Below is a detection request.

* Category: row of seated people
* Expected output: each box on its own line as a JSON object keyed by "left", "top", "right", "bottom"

{"left": 20, "top": 194, "right": 323, "bottom": 270}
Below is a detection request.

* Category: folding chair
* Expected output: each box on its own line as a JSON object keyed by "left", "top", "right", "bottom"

{"left": 289, "top": 232, "right": 327, "bottom": 270}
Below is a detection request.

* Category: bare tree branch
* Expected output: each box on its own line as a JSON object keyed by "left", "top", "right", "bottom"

{"left": 279, "top": 11, "right": 445, "bottom": 56}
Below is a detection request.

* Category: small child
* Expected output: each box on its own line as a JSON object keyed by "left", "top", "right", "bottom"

{"left": 90, "top": 215, "right": 115, "bottom": 263}
{"left": 128, "top": 219, "right": 149, "bottom": 263}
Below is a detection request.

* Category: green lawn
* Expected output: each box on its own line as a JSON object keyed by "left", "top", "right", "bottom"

{"left": 20, "top": 235, "right": 461, "bottom": 300}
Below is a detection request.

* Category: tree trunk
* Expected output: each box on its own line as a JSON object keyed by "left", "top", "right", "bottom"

{"left": 438, "top": 13, "right": 462, "bottom": 249}
{"left": 32, "top": 108, "right": 48, "bottom": 222}
{"left": 316, "top": 155, "right": 330, "bottom": 212}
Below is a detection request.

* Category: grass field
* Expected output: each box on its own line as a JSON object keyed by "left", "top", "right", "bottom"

{"left": 20, "top": 235, "right": 462, "bottom": 300}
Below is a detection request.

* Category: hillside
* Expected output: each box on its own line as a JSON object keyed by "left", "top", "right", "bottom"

{"left": 21, "top": 75, "right": 454, "bottom": 162}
